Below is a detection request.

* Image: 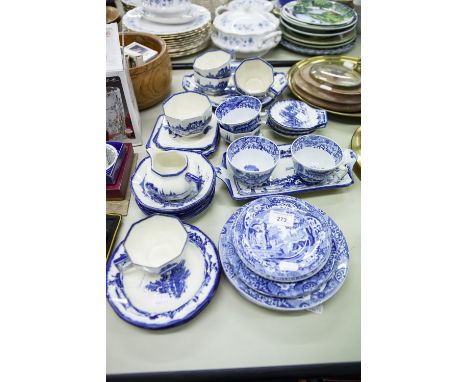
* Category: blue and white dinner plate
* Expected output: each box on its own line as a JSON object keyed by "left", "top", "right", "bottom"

{"left": 182, "top": 72, "right": 288, "bottom": 108}
{"left": 107, "top": 223, "right": 221, "bottom": 329}
{"left": 147, "top": 114, "right": 219, "bottom": 157}
{"left": 233, "top": 195, "right": 333, "bottom": 282}
{"left": 224, "top": 208, "right": 338, "bottom": 298}
{"left": 131, "top": 153, "right": 216, "bottom": 216}
{"left": 219, "top": 207, "right": 349, "bottom": 311}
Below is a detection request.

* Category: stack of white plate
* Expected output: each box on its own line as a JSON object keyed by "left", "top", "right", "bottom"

{"left": 219, "top": 195, "right": 350, "bottom": 311}
{"left": 122, "top": 4, "right": 212, "bottom": 58}
{"left": 279, "top": 0, "right": 358, "bottom": 55}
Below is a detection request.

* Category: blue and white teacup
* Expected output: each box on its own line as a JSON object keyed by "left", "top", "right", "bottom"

{"left": 194, "top": 72, "right": 230, "bottom": 96}
{"left": 163, "top": 91, "right": 212, "bottom": 136}
{"left": 193, "top": 50, "right": 231, "bottom": 78}
{"left": 227, "top": 136, "right": 280, "bottom": 186}
{"left": 291, "top": 135, "right": 357, "bottom": 183}
{"left": 234, "top": 58, "right": 274, "bottom": 98}
{"left": 215, "top": 96, "right": 263, "bottom": 134}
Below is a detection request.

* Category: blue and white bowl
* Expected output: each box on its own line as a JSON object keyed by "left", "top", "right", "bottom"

{"left": 234, "top": 58, "right": 274, "bottom": 97}
{"left": 291, "top": 135, "right": 356, "bottom": 183}
{"left": 194, "top": 72, "right": 230, "bottom": 96}
{"left": 226, "top": 136, "right": 279, "bottom": 186}
{"left": 218, "top": 123, "right": 261, "bottom": 144}
{"left": 267, "top": 99, "right": 328, "bottom": 133}
{"left": 163, "top": 91, "right": 212, "bottom": 136}
{"left": 215, "top": 95, "right": 262, "bottom": 133}
{"left": 193, "top": 50, "right": 231, "bottom": 78}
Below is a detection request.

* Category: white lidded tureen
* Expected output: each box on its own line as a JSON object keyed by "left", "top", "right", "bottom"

{"left": 212, "top": 10, "right": 281, "bottom": 57}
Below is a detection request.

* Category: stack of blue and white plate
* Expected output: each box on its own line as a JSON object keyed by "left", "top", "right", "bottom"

{"left": 219, "top": 195, "right": 349, "bottom": 311}
{"left": 266, "top": 99, "right": 328, "bottom": 138}
{"left": 130, "top": 151, "right": 216, "bottom": 220}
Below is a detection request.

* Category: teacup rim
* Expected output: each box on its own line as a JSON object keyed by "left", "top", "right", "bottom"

{"left": 227, "top": 136, "right": 280, "bottom": 174}
{"left": 215, "top": 95, "right": 262, "bottom": 127}
{"left": 291, "top": 135, "right": 343, "bottom": 173}
{"left": 163, "top": 91, "right": 211, "bottom": 121}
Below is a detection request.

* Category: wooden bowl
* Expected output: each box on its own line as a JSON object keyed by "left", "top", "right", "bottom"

{"left": 106, "top": 6, "right": 121, "bottom": 24}
{"left": 119, "top": 32, "right": 172, "bottom": 111}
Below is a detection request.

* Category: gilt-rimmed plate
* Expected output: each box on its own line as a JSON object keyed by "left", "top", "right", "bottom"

{"left": 219, "top": 207, "right": 349, "bottom": 310}
{"left": 146, "top": 114, "right": 219, "bottom": 157}
{"left": 107, "top": 223, "right": 221, "bottom": 329}
{"left": 233, "top": 195, "right": 333, "bottom": 282}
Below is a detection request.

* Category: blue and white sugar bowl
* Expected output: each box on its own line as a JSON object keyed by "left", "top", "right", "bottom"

{"left": 144, "top": 147, "right": 203, "bottom": 201}
{"left": 226, "top": 136, "right": 279, "bottom": 186}
{"left": 163, "top": 91, "right": 212, "bottom": 136}
{"left": 123, "top": 214, "right": 189, "bottom": 274}
{"left": 234, "top": 58, "right": 274, "bottom": 97}
{"left": 215, "top": 95, "right": 263, "bottom": 133}
{"left": 291, "top": 135, "right": 357, "bottom": 183}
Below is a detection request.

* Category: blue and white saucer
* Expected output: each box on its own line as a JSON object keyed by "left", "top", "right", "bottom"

{"left": 147, "top": 114, "right": 219, "bottom": 157}
{"left": 233, "top": 195, "right": 332, "bottom": 282}
{"left": 219, "top": 207, "right": 349, "bottom": 311}
{"left": 182, "top": 71, "right": 288, "bottom": 108}
{"left": 131, "top": 152, "right": 216, "bottom": 217}
{"left": 107, "top": 223, "right": 221, "bottom": 329}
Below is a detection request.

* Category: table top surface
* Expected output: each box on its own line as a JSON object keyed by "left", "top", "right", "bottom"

{"left": 106, "top": 37, "right": 361, "bottom": 376}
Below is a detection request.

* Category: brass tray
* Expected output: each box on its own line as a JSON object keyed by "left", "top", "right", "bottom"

{"left": 288, "top": 56, "right": 361, "bottom": 117}
{"left": 351, "top": 126, "right": 361, "bottom": 179}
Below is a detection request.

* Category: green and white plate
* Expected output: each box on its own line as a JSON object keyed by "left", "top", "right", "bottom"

{"left": 282, "top": 0, "right": 357, "bottom": 29}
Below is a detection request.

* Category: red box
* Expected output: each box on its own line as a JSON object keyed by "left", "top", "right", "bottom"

{"left": 106, "top": 143, "right": 134, "bottom": 200}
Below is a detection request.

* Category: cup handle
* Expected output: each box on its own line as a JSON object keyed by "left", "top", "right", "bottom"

{"left": 257, "top": 31, "right": 282, "bottom": 50}
{"left": 215, "top": 5, "right": 228, "bottom": 16}
{"left": 336, "top": 149, "right": 357, "bottom": 180}
{"left": 185, "top": 172, "right": 203, "bottom": 192}
{"left": 259, "top": 111, "right": 268, "bottom": 124}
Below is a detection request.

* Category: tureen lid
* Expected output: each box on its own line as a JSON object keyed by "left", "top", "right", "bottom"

{"left": 213, "top": 10, "right": 279, "bottom": 35}
{"left": 225, "top": 0, "right": 273, "bottom": 13}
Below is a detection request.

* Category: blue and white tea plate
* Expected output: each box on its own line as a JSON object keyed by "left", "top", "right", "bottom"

{"left": 107, "top": 223, "right": 221, "bottom": 329}
{"left": 224, "top": 208, "right": 338, "bottom": 298}
{"left": 233, "top": 195, "right": 332, "bottom": 282}
{"left": 182, "top": 71, "right": 288, "bottom": 108}
{"left": 215, "top": 144, "right": 356, "bottom": 201}
{"left": 131, "top": 152, "right": 216, "bottom": 215}
{"left": 267, "top": 118, "right": 326, "bottom": 139}
{"left": 219, "top": 206, "right": 349, "bottom": 311}
{"left": 267, "top": 99, "right": 328, "bottom": 132}
{"left": 146, "top": 114, "right": 219, "bottom": 157}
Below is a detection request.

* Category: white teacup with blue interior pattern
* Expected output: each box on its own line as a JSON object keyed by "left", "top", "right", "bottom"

{"left": 215, "top": 95, "right": 263, "bottom": 134}
{"left": 144, "top": 147, "right": 203, "bottom": 201}
{"left": 163, "top": 91, "right": 212, "bottom": 136}
{"left": 291, "top": 135, "right": 356, "bottom": 183}
{"left": 123, "top": 214, "right": 188, "bottom": 274}
{"left": 226, "top": 136, "right": 279, "bottom": 186}
{"left": 142, "top": 0, "right": 192, "bottom": 17}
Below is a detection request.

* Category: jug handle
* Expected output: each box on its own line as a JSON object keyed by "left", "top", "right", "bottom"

{"left": 185, "top": 172, "right": 204, "bottom": 192}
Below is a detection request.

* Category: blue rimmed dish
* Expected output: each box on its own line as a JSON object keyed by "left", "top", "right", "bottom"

{"left": 267, "top": 99, "right": 328, "bottom": 132}
{"left": 219, "top": 205, "right": 349, "bottom": 311}
{"left": 226, "top": 136, "right": 280, "bottom": 186}
{"left": 232, "top": 195, "right": 332, "bottom": 282}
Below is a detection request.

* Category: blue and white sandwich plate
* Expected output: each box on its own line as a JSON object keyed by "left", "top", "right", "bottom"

{"left": 107, "top": 223, "right": 221, "bottom": 329}
{"left": 233, "top": 195, "right": 333, "bottom": 282}
{"left": 182, "top": 71, "right": 288, "bottom": 108}
{"left": 216, "top": 144, "right": 356, "bottom": 201}
{"left": 131, "top": 152, "right": 216, "bottom": 218}
{"left": 147, "top": 114, "right": 219, "bottom": 157}
{"left": 219, "top": 205, "right": 349, "bottom": 311}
